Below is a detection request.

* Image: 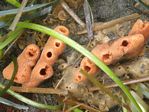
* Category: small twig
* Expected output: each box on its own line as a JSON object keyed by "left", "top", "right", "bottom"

{"left": 67, "top": 101, "right": 100, "bottom": 112}
{"left": 90, "top": 76, "right": 149, "bottom": 91}
{"left": 61, "top": 1, "right": 85, "bottom": 27}
{"left": 55, "top": 75, "right": 65, "bottom": 89}
{"left": 10, "top": 76, "right": 149, "bottom": 94}
{"left": 10, "top": 86, "right": 68, "bottom": 95}
{"left": 62, "top": 103, "right": 66, "bottom": 112}
{"left": 58, "top": 97, "right": 100, "bottom": 112}
{"left": 143, "top": 10, "right": 149, "bottom": 14}
{"left": 65, "top": 104, "right": 81, "bottom": 112}
{"left": 78, "top": 13, "right": 140, "bottom": 34}
{"left": 9, "top": 0, "right": 28, "bottom": 31}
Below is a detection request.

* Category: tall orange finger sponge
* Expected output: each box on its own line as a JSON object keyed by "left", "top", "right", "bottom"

{"left": 3, "top": 44, "right": 40, "bottom": 84}
{"left": 23, "top": 26, "right": 69, "bottom": 87}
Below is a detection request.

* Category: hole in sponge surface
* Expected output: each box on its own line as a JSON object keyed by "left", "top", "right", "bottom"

{"left": 59, "top": 27, "right": 67, "bottom": 34}
{"left": 55, "top": 42, "right": 60, "bottom": 47}
{"left": 40, "top": 68, "right": 46, "bottom": 75}
{"left": 47, "top": 51, "right": 52, "bottom": 58}
{"left": 84, "top": 66, "right": 91, "bottom": 72}
{"left": 121, "top": 40, "right": 128, "bottom": 47}
{"left": 28, "top": 52, "right": 34, "bottom": 57}
{"left": 78, "top": 75, "right": 82, "bottom": 80}
{"left": 103, "top": 54, "right": 110, "bottom": 60}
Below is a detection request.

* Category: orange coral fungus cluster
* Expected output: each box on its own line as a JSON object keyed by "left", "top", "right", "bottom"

{"left": 74, "top": 19, "right": 149, "bottom": 83}
{"left": 3, "top": 26, "right": 69, "bottom": 87}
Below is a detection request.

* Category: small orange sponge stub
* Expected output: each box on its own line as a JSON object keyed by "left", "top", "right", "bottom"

{"left": 92, "top": 43, "right": 113, "bottom": 65}
{"left": 3, "top": 44, "right": 40, "bottom": 84}
{"left": 23, "top": 26, "right": 69, "bottom": 87}
{"left": 129, "top": 19, "right": 149, "bottom": 41}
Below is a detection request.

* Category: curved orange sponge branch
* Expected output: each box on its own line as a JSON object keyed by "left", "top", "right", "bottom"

{"left": 129, "top": 19, "right": 149, "bottom": 40}
{"left": 23, "top": 26, "right": 69, "bottom": 87}
{"left": 74, "top": 34, "right": 145, "bottom": 83}
{"left": 3, "top": 44, "right": 40, "bottom": 84}
{"left": 74, "top": 19, "right": 149, "bottom": 82}
{"left": 74, "top": 19, "right": 148, "bottom": 83}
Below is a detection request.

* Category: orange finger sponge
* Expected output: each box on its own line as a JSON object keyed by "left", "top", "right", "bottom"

{"left": 23, "top": 26, "right": 69, "bottom": 87}
{"left": 73, "top": 34, "right": 145, "bottom": 83}
{"left": 46, "top": 26, "right": 69, "bottom": 55}
{"left": 80, "top": 57, "right": 99, "bottom": 75}
{"left": 92, "top": 43, "right": 113, "bottom": 65}
{"left": 74, "top": 57, "right": 99, "bottom": 82}
{"left": 3, "top": 44, "right": 40, "bottom": 84}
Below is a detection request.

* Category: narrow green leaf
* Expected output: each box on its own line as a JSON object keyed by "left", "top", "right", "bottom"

{"left": 0, "top": 83, "right": 61, "bottom": 110}
{"left": 73, "top": 108, "right": 83, "bottom": 112}
{"left": 0, "top": 28, "right": 23, "bottom": 50}
{"left": 6, "top": 0, "right": 21, "bottom": 8}
{"left": 130, "top": 91, "right": 149, "bottom": 112}
{"left": 0, "top": 97, "right": 28, "bottom": 110}
{"left": 132, "top": 83, "right": 149, "bottom": 99}
{"left": 0, "top": 3, "right": 50, "bottom": 17}
{"left": 122, "top": 97, "right": 128, "bottom": 112}
{"left": 0, "top": 49, "right": 3, "bottom": 59}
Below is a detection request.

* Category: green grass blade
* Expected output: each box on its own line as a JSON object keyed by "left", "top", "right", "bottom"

{"left": 0, "top": 49, "right": 3, "bottom": 59}
{"left": 16, "top": 22, "right": 142, "bottom": 112}
{"left": 0, "top": 83, "right": 61, "bottom": 110}
{"left": 0, "top": 97, "right": 28, "bottom": 110}
{"left": 0, "top": 28, "right": 23, "bottom": 50}
{"left": 73, "top": 108, "right": 83, "bottom": 112}
{"left": 0, "top": 3, "right": 50, "bottom": 17}
{"left": 6, "top": 0, "right": 21, "bottom": 8}
{"left": 130, "top": 91, "right": 149, "bottom": 112}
